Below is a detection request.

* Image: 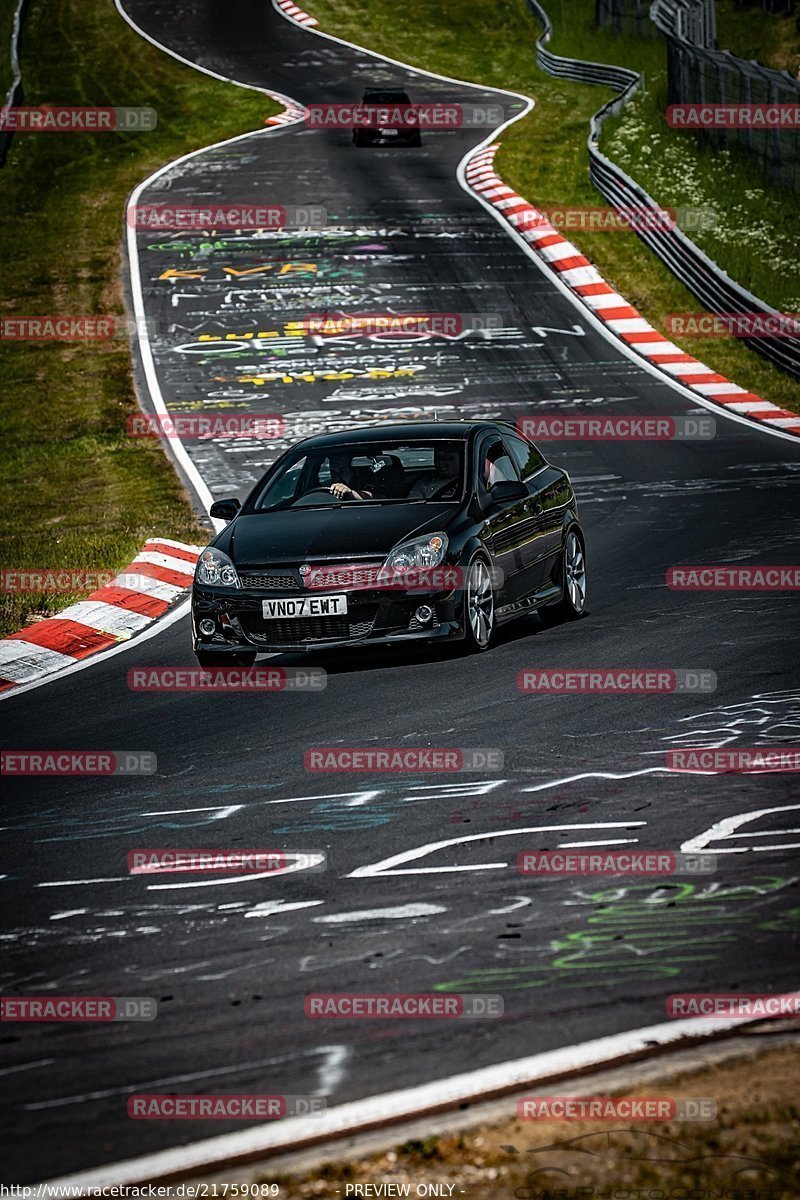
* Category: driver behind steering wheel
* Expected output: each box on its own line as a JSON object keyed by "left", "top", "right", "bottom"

{"left": 327, "top": 453, "right": 373, "bottom": 501}
{"left": 408, "top": 446, "right": 460, "bottom": 500}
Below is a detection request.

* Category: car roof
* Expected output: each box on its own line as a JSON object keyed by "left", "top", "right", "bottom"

{"left": 291, "top": 421, "right": 506, "bottom": 450}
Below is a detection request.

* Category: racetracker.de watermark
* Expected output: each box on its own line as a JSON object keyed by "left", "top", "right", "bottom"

{"left": 518, "top": 851, "right": 716, "bottom": 876}
{"left": 517, "top": 1096, "right": 716, "bottom": 1121}
{"left": 299, "top": 313, "right": 502, "bottom": 336}
{"left": 666, "top": 993, "right": 800, "bottom": 1018}
{"left": 522, "top": 206, "right": 717, "bottom": 232}
{"left": 667, "top": 565, "right": 800, "bottom": 590}
{"left": 667, "top": 102, "right": 800, "bottom": 128}
{"left": 128, "top": 849, "right": 326, "bottom": 875}
{"left": 127, "top": 667, "right": 326, "bottom": 692}
{"left": 127, "top": 204, "right": 327, "bottom": 230}
{"left": 0, "top": 106, "right": 156, "bottom": 131}
{"left": 305, "top": 993, "right": 503, "bottom": 1018}
{"left": 305, "top": 565, "right": 467, "bottom": 592}
{"left": 0, "top": 315, "right": 153, "bottom": 341}
{"left": 1, "top": 751, "right": 156, "bottom": 775}
{"left": 126, "top": 414, "right": 285, "bottom": 439}
{"left": 1, "top": 569, "right": 115, "bottom": 593}
{"left": 303, "top": 102, "right": 504, "bottom": 128}
{"left": 304, "top": 747, "right": 503, "bottom": 772}
{"left": 518, "top": 669, "right": 716, "bottom": 694}
{"left": 1, "top": 996, "right": 157, "bottom": 1021}
{"left": 0, "top": 569, "right": 196, "bottom": 594}
{"left": 517, "top": 415, "right": 715, "bottom": 441}
{"left": 665, "top": 312, "right": 800, "bottom": 338}
{"left": 666, "top": 748, "right": 800, "bottom": 773}
{"left": 128, "top": 1094, "right": 325, "bottom": 1119}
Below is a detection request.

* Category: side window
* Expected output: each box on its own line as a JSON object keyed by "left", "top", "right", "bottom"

{"left": 256, "top": 456, "right": 307, "bottom": 508}
{"left": 504, "top": 433, "right": 546, "bottom": 480}
{"left": 317, "top": 458, "right": 333, "bottom": 485}
{"left": 479, "top": 437, "right": 519, "bottom": 491}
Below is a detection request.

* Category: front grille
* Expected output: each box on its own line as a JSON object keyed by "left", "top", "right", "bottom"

{"left": 348, "top": 619, "right": 374, "bottom": 638}
{"left": 408, "top": 611, "right": 441, "bottom": 631}
{"left": 239, "top": 573, "right": 298, "bottom": 591}
{"left": 240, "top": 610, "right": 377, "bottom": 645}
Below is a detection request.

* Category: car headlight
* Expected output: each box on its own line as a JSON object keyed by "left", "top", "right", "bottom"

{"left": 196, "top": 547, "right": 240, "bottom": 588}
{"left": 382, "top": 532, "right": 449, "bottom": 572}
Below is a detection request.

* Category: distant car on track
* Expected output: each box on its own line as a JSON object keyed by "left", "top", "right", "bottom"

{"left": 191, "top": 421, "right": 586, "bottom": 664}
{"left": 352, "top": 87, "right": 422, "bottom": 147}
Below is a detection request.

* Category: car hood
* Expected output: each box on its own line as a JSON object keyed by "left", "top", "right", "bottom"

{"left": 218, "top": 503, "right": 457, "bottom": 566}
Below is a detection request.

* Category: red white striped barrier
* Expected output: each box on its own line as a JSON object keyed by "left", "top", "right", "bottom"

{"left": 0, "top": 538, "right": 201, "bottom": 693}
{"left": 274, "top": 0, "right": 318, "bottom": 28}
{"left": 464, "top": 144, "right": 800, "bottom": 436}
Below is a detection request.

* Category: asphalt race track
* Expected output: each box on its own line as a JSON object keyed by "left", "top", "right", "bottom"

{"left": 1, "top": 0, "right": 799, "bottom": 1182}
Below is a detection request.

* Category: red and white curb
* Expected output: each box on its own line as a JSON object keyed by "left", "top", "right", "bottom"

{"left": 274, "top": 0, "right": 318, "bottom": 27}
{"left": 264, "top": 98, "right": 308, "bottom": 126}
{"left": 0, "top": 539, "right": 201, "bottom": 694}
{"left": 465, "top": 145, "right": 800, "bottom": 436}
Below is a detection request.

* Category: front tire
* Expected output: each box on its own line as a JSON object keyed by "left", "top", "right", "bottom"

{"left": 462, "top": 555, "right": 495, "bottom": 653}
{"left": 542, "top": 529, "right": 586, "bottom": 623}
{"left": 196, "top": 651, "right": 257, "bottom": 668}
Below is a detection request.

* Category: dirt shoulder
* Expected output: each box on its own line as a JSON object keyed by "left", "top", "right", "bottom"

{"left": 265, "top": 1037, "right": 799, "bottom": 1198}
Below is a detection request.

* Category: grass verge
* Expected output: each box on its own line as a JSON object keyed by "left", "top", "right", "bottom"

{"left": 0, "top": 0, "right": 279, "bottom": 638}
{"left": 301, "top": 0, "right": 800, "bottom": 418}
{"left": 715, "top": 0, "right": 800, "bottom": 74}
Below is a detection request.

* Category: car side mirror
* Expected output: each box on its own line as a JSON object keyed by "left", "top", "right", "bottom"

{"left": 209, "top": 497, "right": 241, "bottom": 521}
{"left": 488, "top": 480, "right": 528, "bottom": 502}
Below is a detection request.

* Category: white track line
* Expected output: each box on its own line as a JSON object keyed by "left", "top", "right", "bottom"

{"left": 272, "top": 0, "right": 800, "bottom": 449}
{"left": 42, "top": 1011, "right": 789, "bottom": 1188}
{"left": 117, "top": 0, "right": 308, "bottom": 528}
{"left": 0, "top": 6, "right": 308, "bottom": 705}
{"left": 69, "top": 6, "right": 798, "bottom": 1186}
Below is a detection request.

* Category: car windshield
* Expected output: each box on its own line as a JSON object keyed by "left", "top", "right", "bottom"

{"left": 362, "top": 90, "right": 410, "bottom": 103}
{"left": 250, "top": 440, "right": 465, "bottom": 512}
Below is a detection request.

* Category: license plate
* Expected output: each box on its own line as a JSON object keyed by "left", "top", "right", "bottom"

{"left": 382, "top": 129, "right": 399, "bottom": 136}
{"left": 262, "top": 595, "right": 348, "bottom": 619}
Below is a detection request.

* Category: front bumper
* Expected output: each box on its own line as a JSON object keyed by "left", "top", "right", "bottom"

{"left": 353, "top": 127, "right": 420, "bottom": 144}
{"left": 192, "top": 584, "right": 462, "bottom": 654}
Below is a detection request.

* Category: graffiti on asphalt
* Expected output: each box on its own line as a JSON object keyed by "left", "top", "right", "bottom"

{"left": 433, "top": 877, "right": 799, "bottom": 991}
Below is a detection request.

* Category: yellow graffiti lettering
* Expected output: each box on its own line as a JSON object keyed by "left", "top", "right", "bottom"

{"left": 158, "top": 268, "right": 205, "bottom": 280}
{"left": 212, "top": 368, "right": 419, "bottom": 387}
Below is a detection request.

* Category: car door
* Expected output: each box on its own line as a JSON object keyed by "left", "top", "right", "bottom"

{"left": 475, "top": 434, "right": 531, "bottom": 606}
{"left": 499, "top": 431, "right": 560, "bottom": 596}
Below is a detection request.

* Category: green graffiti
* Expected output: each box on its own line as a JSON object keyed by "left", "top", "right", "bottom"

{"left": 435, "top": 877, "right": 798, "bottom": 992}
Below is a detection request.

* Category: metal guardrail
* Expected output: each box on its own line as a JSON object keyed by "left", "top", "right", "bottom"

{"left": 652, "top": 0, "right": 800, "bottom": 191}
{"left": 0, "top": 0, "right": 29, "bottom": 167}
{"left": 649, "top": 0, "right": 716, "bottom": 48}
{"left": 524, "top": 0, "right": 800, "bottom": 378}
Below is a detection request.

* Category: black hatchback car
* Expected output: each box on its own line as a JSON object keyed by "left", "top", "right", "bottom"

{"left": 191, "top": 421, "right": 586, "bottom": 663}
{"left": 352, "top": 87, "right": 422, "bottom": 147}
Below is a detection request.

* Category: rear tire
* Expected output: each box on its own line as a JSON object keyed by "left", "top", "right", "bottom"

{"left": 196, "top": 651, "right": 257, "bottom": 668}
{"left": 542, "top": 529, "right": 586, "bottom": 623}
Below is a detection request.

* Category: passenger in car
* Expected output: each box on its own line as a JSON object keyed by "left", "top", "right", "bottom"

{"left": 370, "top": 455, "right": 405, "bottom": 498}
{"left": 408, "top": 446, "right": 461, "bottom": 499}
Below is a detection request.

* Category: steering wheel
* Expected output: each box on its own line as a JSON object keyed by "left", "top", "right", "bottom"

{"left": 292, "top": 487, "right": 346, "bottom": 506}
